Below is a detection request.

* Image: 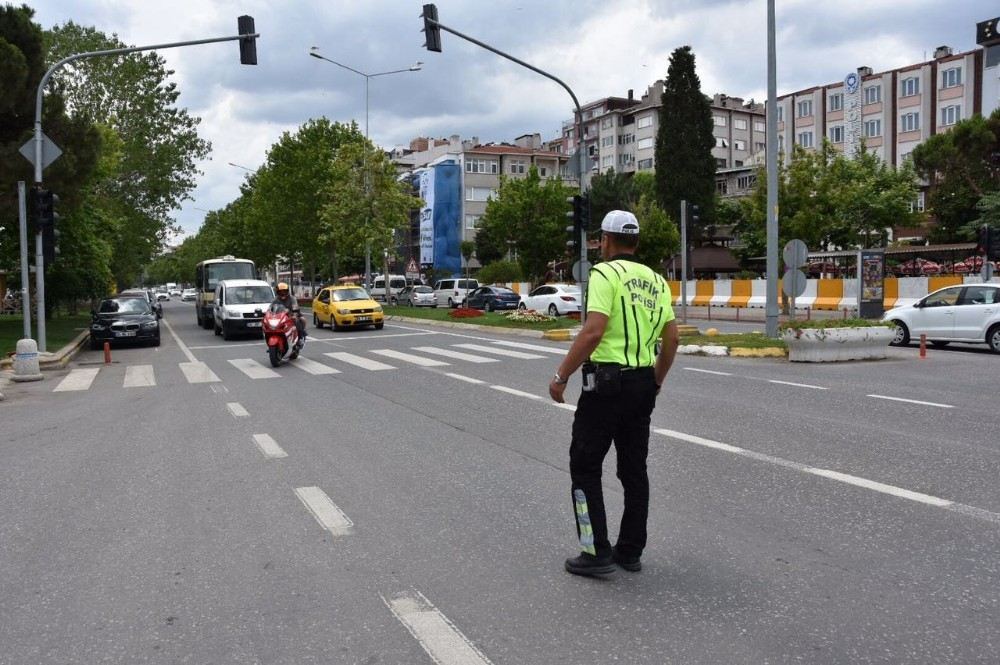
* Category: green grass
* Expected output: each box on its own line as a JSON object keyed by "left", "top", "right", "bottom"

{"left": 780, "top": 317, "right": 893, "bottom": 331}
{"left": 383, "top": 305, "right": 576, "bottom": 331}
{"left": 681, "top": 332, "right": 787, "bottom": 350}
{"left": 0, "top": 314, "right": 91, "bottom": 356}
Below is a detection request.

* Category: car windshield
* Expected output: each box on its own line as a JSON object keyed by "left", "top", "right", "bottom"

{"left": 413, "top": 286, "right": 433, "bottom": 293}
{"left": 99, "top": 298, "right": 151, "bottom": 314}
{"left": 227, "top": 286, "right": 274, "bottom": 304}
{"left": 332, "top": 288, "right": 369, "bottom": 302}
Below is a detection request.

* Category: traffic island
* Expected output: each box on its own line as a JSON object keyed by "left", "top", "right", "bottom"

{"left": 781, "top": 321, "right": 894, "bottom": 362}
{"left": 0, "top": 329, "right": 89, "bottom": 373}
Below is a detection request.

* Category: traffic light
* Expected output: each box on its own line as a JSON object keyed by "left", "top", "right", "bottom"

{"left": 421, "top": 4, "right": 442, "bottom": 52}
{"left": 990, "top": 228, "right": 1000, "bottom": 261}
{"left": 566, "top": 195, "right": 583, "bottom": 256}
{"left": 34, "top": 188, "right": 60, "bottom": 267}
{"left": 686, "top": 201, "right": 700, "bottom": 226}
{"left": 237, "top": 15, "right": 257, "bottom": 65}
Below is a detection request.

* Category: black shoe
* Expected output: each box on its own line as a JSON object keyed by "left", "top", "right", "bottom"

{"left": 612, "top": 548, "right": 642, "bottom": 572}
{"left": 564, "top": 553, "right": 615, "bottom": 577}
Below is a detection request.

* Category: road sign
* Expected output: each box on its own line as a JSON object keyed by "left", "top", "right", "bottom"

{"left": 572, "top": 260, "right": 592, "bottom": 282}
{"left": 782, "top": 268, "right": 808, "bottom": 297}
{"left": 19, "top": 133, "right": 62, "bottom": 171}
{"left": 405, "top": 258, "right": 419, "bottom": 278}
{"left": 782, "top": 239, "right": 808, "bottom": 268}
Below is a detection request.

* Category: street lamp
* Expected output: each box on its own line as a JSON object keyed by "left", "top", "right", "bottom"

{"left": 309, "top": 47, "right": 422, "bottom": 291}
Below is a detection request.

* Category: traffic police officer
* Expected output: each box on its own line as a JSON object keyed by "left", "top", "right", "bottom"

{"left": 549, "top": 210, "right": 679, "bottom": 577}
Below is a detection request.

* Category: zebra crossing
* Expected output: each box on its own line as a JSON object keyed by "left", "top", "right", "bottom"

{"left": 51, "top": 340, "right": 566, "bottom": 392}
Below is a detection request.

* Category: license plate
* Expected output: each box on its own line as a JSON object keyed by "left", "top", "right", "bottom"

{"left": 356, "top": 316, "right": 371, "bottom": 322}
{"left": 247, "top": 321, "right": 261, "bottom": 328}
{"left": 114, "top": 331, "right": 136, "bottom": 337}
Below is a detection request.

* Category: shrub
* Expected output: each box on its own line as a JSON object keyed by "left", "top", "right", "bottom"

{"left": 780, "top": 317, "right": 893, "bottom": 331}
{"left": 477, "top": 260, "right": 523, "bottom": 286}
{"left": 502, "top": 309, "right": 553, "bottom": 323}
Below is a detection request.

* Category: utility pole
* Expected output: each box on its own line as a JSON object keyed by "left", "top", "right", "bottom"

{"left": 765, "top": 0, "right": 780, "bottom": 338}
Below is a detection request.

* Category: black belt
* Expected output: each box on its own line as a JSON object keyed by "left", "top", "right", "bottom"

{"left": 594, "top": 362, "right": 653, "bottom": 373}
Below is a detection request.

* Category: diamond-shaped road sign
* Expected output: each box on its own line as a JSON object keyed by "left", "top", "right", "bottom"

{"left": 19, "top": 133, "right": 63, "bottom": 171}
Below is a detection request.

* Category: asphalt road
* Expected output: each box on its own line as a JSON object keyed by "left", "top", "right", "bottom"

{"left": 2, "top": 299, "right": 999, "bottom": 664}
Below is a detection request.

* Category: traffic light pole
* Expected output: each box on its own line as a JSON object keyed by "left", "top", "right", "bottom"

{"left": 421, "top": 13, "right": 588, "bottom": 321}
{"left": 30, "top": 24, "right": 259, "bottom": 351}
{"left": 17, "top": 182, "right": 30, "bottom": 339}
{"left": 680, "top": 200, "right": 688, "bottom": 325}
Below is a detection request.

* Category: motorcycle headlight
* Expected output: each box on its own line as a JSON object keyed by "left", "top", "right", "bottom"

{"left": 337, "top": 308, "right": 351, "bottom": 315}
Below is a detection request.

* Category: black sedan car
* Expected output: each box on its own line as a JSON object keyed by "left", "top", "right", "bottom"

{"left": 465, "top": 286, "right": 523, "bottom": 312}
{"left": 89, "top": 296, "right": 161, "bottom": 349}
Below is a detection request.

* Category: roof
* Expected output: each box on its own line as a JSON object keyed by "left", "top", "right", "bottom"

{"left": 218, "top": 279, "right": 270, "bottom": 288}
{"left": 468, "top": 144, "right": 567, "bottom": 158}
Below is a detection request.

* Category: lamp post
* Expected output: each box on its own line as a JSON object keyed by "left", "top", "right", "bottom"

{"left": 309, "top": 48, "right": 421, "bottom": 292}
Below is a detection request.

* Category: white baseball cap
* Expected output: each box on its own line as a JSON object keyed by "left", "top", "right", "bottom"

{"left": 600, "top": 210, "right": 640, "bottom": 235}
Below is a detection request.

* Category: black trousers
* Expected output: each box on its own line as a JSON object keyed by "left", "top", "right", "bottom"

{"left": 570, "top": 367, "right": 657, "bottom": 559}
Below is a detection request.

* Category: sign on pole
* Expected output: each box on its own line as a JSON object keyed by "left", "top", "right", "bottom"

{"left": 405, "top": 258, "right": 419, "bottom": 279}
{"left": 18, "top": 133, "right": 62, "bottom": 171}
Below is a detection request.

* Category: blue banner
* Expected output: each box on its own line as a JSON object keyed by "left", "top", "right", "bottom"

{"left": 432, "top": 162, "right": 461, "bottom": 276}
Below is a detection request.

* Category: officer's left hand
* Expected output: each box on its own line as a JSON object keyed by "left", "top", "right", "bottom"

{"left": 549, "top": 379, "right": 566, "bottom": 403}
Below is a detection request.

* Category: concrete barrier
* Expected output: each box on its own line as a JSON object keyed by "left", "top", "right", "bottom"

{"left": 709, "top": 280, "right": 731, "bottom": 307}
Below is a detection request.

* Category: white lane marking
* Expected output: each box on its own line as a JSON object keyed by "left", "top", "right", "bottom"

{"left": 491, "top": 385, "right": 542, "bottom": 400}
{"left": 226, "top": 402, "right": 249, "bottom": 418}
{"left": 210, "top": 384, "right": 230, "bottom": 394}
{"left": 294, "top": 486, "right": 353, "bottom": 535}
{"left": 653, "top": 428, "right": 1000, "bottom": 524}
{"left": 453, "top": 343, "right": 543, "bottom": 359}
{"left": 445, "top": 373, "right": 486, "bottom": 384}
{"left": 161, "top": 318, "right": 197, "bottom": 363}
{"left": 188, "top": 342, "right": 260, "bottom": 350}
{"left": 53, "top": 368, "right": 100, "bottom": 392}
{"left": 769, "top": 379, "right": 827, "bottom": 390}
{"left": 370, "top": 348, "right": 449, "bottom": 367}
{"left": 554, "top": 402, "right": 577, "bottom": 412}
{"left": 413, "top": 346, "right": 499, "bottom": 364}
{"left": 682, "top": 367, "right": 733, "bottom": 376}
{"left": 293, "top": 356, "right": 341, "bottom": 375}
{"left": 324, "top": 352, "right": 395, "bottom": 371}
{"left": 382, "top": 591, "right": 493, "bottom": 665}
{"left": 229, "top": 358, "right": 280, "bottom": 379}
{"left": 490, "top": 340, "right": 568, "bottom": 355}
{"left": 179, "top": 361, "right": 220, "bottom": 384}
{"left": 867, "top": 394, "right": 954, "bottom": 409}
{"left": 311, "top": 331, "right": 436, "bottom": 342}
{"left": 252, "top": 433, "right": 288, "bottom": 459}
{"left": 123, "top": 365, "right": 155, "bottom": 388}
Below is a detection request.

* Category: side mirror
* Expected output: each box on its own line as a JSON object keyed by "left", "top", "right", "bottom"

{"left": 913, "top": 301, "right": 922, "bottom": 308}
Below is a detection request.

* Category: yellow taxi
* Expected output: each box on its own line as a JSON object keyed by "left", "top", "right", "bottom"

{"left": 312, "top": 284, "right": 384, "bottom": 331}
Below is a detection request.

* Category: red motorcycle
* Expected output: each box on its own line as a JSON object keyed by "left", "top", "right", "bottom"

{"left": 263, "top": 303, "right": 303, "bottom": 367}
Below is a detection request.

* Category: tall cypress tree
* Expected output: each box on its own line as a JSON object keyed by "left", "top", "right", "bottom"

{"left": 655, "top": 46, "right": 716, "bottom": 243}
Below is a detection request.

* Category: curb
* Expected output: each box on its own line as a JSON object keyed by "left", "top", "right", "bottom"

{"left": 677, "top": 344, "right": 787, "bottom": 358}
{"left": 0, "top": 329, "right": 90, "bottom": 373}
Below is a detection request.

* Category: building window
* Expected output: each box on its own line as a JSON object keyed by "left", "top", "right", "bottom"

{"left": 864, "top": 85, "right": 881, "bottom": 105}
{"left": 636, "top": 137, "right": 654, "bottom": 150}
{"left": 618, "top": 133, "right": 635, "bottom": 145}
{"left": 715, "top": 157, "right": 727, "bottom": 168}
{"left": 509, "top": 159, "right": 526, "bottom": 174}
{"left": 636, "top": 115, "right": 652, "bottom": 129}
{"left": 465, "top": 214, "right": 481, "bottom": 229}
{"left": 465, "top": 159, "right": 498, "bottom": 174}
{"left": 465, "top": 186, "right": 495, "bottom": 201}
{"left": 900, "top": 112, "right": 920, "bottom": 132}
{"left": 637, "top": 158, "right": 653, "bottom": 170}
{"left": 908, "top": 191, "right": 925, "bottom": 213}
{"left": 716, "top": 180, "right": 728, "bottom": 195}
{"left": 901, "top": 76, "right": 920, "bottom": 97}
{"left": 737, "top": 174, "right": 756, "bottom": 190}
{"left": 601, "top": 155, "right": 613, "bottom": 168}
{"left": 776, "top": 106, "right": 784, "bottom": 123}
{"left": 754, "top": 141, "right": 766, "bottom": 152}
{"left": 734, "top": 118, "right": 748, "bottom": 130}
{"left": 713, "top": 115, "right": 727, "bottom": 126}
{"left": 600, "top": 117, "right": 614, "bottom": 129}
{"left": 900, "top": 151, "right": 912, "bottom": 163}
{"left": 941, "top": 104, "right": 962, "bottom": 126}
{"left": 829, "top": 125, "right": 844, "bottom": 143}
{"left": 778, "top": 135, "right": 785, "bottom": 152}
{"left": 754, "top": 120, "right": 765, "bottom": 132}
{"left": 797, "top": 131, "right": 814, "bottom": 148}
{"left": 829, "top": 93, "right": 843, "bottom": 112}
{"left": 733, "top": 139, "right": 746, "bottom": 151}
{"left": 942, "top": 67, "right": 962, "bottom": 88}
{"left": 863, "top": 119, "right": 882, "bottom": 137}
{"left": 734, "top": 160, "right": 744, "bottom": 167}
{"left": 601, "top": 136, "right": 614, "bottom": 147}
{"left": 539, "top": 167, "right": 548, "bottom": 177}
{"left": 797, "top": 99, "right": 813, "bottom": 117}
{"left": 715, "top": 137, "right": 729, "bottom": 149}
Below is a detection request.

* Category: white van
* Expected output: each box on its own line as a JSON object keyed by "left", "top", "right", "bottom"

{"left": 213, "top": 279, "right": 275, "bottom": 340}
{"left": 370, "top": 274, "right": 410, "bottom": 303}
{"left": 433, "top": 278, "right": 480, "bottom": 308}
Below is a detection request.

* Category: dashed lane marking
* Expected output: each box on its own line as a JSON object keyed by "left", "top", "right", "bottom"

{"left": 682, "top": 367, "right": 733, "bottom": 376}
{"left": 445, "top": 373, "right": 486, "bottom": 385}
{"left": 294, "top": 486, "right": 353, "bottom": 536}
{"left": 252, "top": 433, "right": 287, "bottom": 459}
{"left": 226, "top": 402, "right": 249, "bottom": 418}
{"left": 382, "top": 590, "right": 493, "bottom": 665}
{"left": 867, "top": 394, "right": 954, "bottom": 409}
{"left": 769, "top": 379, "right": 827, "bottom": 390}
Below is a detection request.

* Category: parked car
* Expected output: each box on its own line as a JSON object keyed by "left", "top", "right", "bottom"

{"left": 89, "top": 296, "right": 160, "bottom": 349}
{"left": 433, "top": 278, "right": 479, "bottom": 308}
{"left": 370, "top": 274, "right": 410, "bottom": 302}
{"left": 119, "top": 289, "right": 162, "bottom": 318}
{"left": 312, "top": 285, "right": 384, "bottom": 331}
{"left": 395, "top": 285, "right": 436, "bottom": 307}
{"left": 883, "top": 283, "right": 1000, "bottom": 353}
{"left": 181, "top": 288, "right": 197, "bottom": 302}
{"left": 518, "top": 283, "right": 581, "bottom": 316}
{"left": 213, "top": 279, "right": 275, "bottom": 340}
{"left": 465, "top": 286, "right": 522, "bottom": 312}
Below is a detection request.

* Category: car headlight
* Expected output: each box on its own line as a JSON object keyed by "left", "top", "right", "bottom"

{"left": 374, "top": 305, "right": 383, "bottom": 313}
{"left": 227, "top": 309, "right": 241, "bottom": 317}
{"left": 337, "top": 308, "right": 351, "bottom": 315}
{"left": 141, "top": 320, "right": 158, "bottom": 329}
{"left": 90, "top": 323, "right": 106, "bottom": 331}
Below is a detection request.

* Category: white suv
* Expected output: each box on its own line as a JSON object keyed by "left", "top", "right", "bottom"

{"left": 213, "top": 279, "right": 275, "bottom": 340}
{"left": 433, "top": 278, "right": 479, "bottom": 308}
{"left": 883, "top": 283, "right": 1000, "bottom": 353}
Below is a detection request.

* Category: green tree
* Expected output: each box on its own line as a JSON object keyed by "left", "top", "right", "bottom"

{"left": 475, "top": 166, "right": 575, "bottom": 281}
{"left": 477, "top": 260, "right": 522, "bottom": 285}
{"left": 655, "top": 45, "right": 716, "bottom": 241}
{"left": 631, "top": 194, "right": 680, "bottom": 271}
{"left": 588, "top": 168, "right": 632, "bottom": 228}
{"left": 911, "top": 109, "right": 1000, "bottom": 242}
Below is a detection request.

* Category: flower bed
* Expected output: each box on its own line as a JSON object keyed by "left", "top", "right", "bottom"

{"left": 448, "top": 307, "right": 484, "bottom": 319}
{"left": 502, "top": 309, "right": 554, "bottom": 323}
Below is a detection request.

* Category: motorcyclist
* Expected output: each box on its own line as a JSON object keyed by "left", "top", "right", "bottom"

{"left": 272, "top": 282, "right": 307, "bottom": 340}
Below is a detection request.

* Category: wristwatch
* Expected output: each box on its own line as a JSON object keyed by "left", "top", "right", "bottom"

{"left": 552, "top": 372, "right": 568, "bottom": 385}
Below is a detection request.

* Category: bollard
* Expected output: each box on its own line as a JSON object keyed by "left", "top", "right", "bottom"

{"left": 103, "top": 341, "right": 111, "bottom": 364}
{"left": 919, "top": 334, "right": 927, "bottom": 359}
{"left": 11, "top": 338, "right": 43, "bottom": 382}
{"left": 736, "top": 307, "right": 740, "bottom": 323}
{"left": 707, "top": 305, "right": 711, "bottom": 321}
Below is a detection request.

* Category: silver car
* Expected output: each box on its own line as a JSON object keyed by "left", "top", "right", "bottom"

{"left": 395, "top": 285, "right": 437, "bottom": 307}
{"left": 883, "top": 283, "right": 1000, "bottom": 353}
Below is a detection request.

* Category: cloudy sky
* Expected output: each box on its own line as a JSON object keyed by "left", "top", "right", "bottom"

{"left": 26, "top": 0, "right": 997, "bottom": 241}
